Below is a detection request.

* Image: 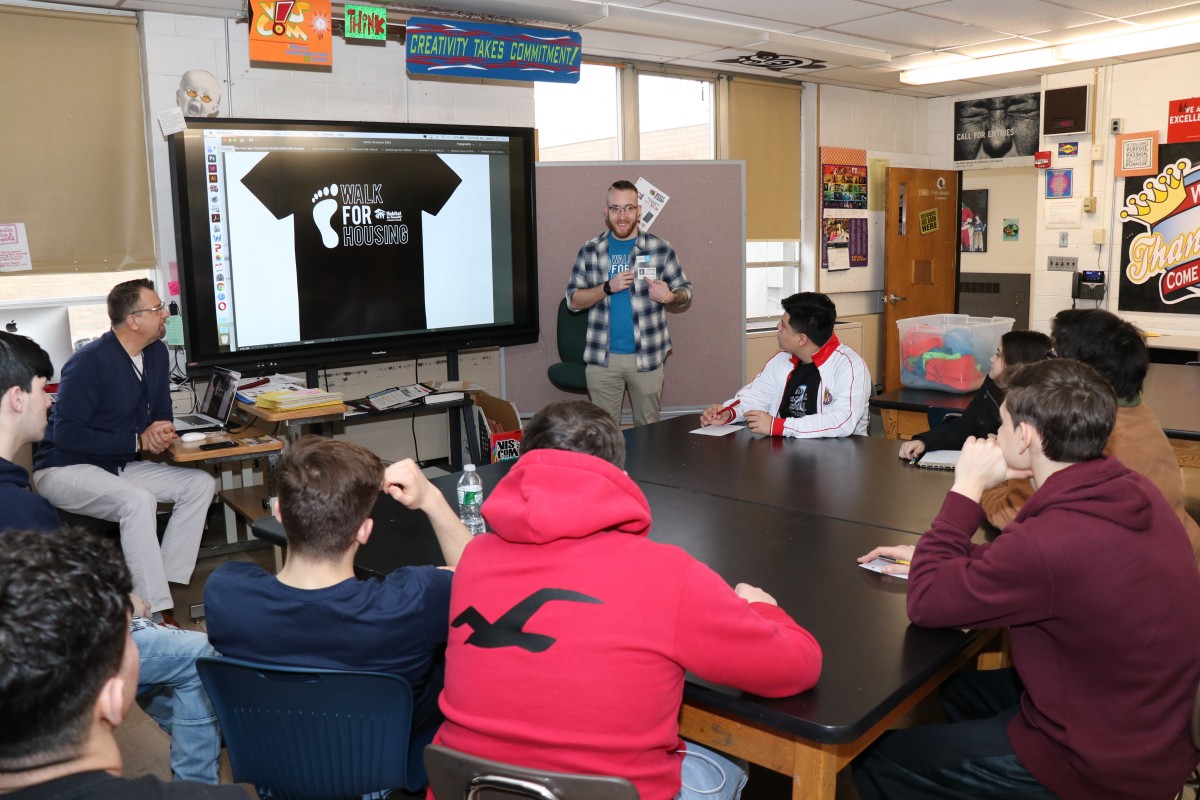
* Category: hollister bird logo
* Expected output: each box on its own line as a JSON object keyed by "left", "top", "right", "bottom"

{"left": 452, "top": 589, "right": 602, "bottom": 652}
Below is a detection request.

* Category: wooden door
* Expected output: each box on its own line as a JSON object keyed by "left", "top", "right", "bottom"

{"left": 883, "top": 168, "right": 960, "bottom": 392}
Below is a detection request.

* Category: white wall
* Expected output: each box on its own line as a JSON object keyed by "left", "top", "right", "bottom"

{"left": 138, "top": 12, "right": 531, "bottom": 461}
{"left": 961, "top": 167, "right": 1037, "bottom": 275}
{"left": 806, "top": 84, "right": 930, "bottom": 317}
{"left": 927, "top": 62, "right": 1200, "bottom": 337}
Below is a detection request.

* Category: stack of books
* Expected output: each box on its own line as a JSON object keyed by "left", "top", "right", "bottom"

{"left": 255, "top": 387, "right": 344, "bottom": 412}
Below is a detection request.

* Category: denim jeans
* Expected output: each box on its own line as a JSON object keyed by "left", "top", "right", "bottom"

{"left": 676, "top": 741, "right": 748, "bottom": 800}
{"left": 132, "top": 618, "right": 222, "bottom": 784}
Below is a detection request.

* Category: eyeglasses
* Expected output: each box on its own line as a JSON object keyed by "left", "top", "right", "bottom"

{"left": 607, "top": 204, "right": 638, "bottom": 215}
{"left": 129, "top": 302, "right": 167, "bottom": 316}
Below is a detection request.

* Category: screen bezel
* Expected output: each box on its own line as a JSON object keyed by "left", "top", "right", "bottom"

{"left": 168, "top": 117, "right": 539, "bottom": 376}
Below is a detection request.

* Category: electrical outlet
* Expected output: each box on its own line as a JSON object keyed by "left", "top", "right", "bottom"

{"left": 1110, "top": 117, "right": 1122, "bottom": 134}
{"left": 1048, "top": 256, "right": 1078, "bottom": 271}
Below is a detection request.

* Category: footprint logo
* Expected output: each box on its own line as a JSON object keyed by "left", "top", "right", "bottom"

{"left": 311, "top": 184, "right": 340, "bottom": 249}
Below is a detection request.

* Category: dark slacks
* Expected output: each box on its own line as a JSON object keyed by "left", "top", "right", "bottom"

{"left": 852, "top": 668, "right": 1058, "bottom": 799}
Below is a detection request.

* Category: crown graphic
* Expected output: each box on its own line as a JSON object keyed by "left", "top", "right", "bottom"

{"left": 1120, "top": 159, "right": 1192, "bottom": 227}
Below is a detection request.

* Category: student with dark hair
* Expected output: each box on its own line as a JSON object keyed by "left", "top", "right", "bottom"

{"left": 0, "top": 330, "right": 224, "bottom": 786}
{"left": 856, "top": 359, "right": 1200, "bottom": 799}
{"left": 898, "top": 329, "right": 1052, "bottom": 460}
{"left": 980, "top": 309, "right": 1200, "bottom": 563}
{"left": 702, "top": 292, "right": 871, "bottom": 437}
{"left": 33, "top": 279, "right": 216, "bottom": 620}
{"left": 204, "top": 436, "right": 472, "bottom": 730}
{"left": 0, "top": 528, "right": 242, "bottom": 798}
{"left": 390, "top": 400, "right": 822, "bottom": 800}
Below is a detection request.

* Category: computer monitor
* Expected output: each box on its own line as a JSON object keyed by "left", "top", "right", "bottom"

{"left": 168, "top": 117, "right": 540, "bottom": 375}
{"left": 2, "top": 305, "right": 74, "bottom": 384}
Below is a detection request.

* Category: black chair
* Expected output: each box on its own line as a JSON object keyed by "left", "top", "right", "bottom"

{"left": 424, "top": 744, "right": 638, "bottom": 800}
{"left": 196, "top": 656, "right": 434, "bottom": 799}
{"left": 547, "top": 298, "right": 589, "bottom": 393}
{"left": 926, "top": 408, "right": 962, "bottom": 430}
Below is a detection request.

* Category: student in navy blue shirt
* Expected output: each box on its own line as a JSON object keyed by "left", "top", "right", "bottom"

{"left": 205, "top": 437, "right": 473, "bottom": 730}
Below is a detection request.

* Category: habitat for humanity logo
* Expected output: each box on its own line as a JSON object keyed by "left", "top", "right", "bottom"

{"left": 311, "top": 184, "right": 409, "bottom": 249}
{"left": 1121, "top": 159, "right": 1200, "bottom": 304}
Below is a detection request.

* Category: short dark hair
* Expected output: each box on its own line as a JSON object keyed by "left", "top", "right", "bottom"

{"left": 1001, "top": 359, "right": 1116, "bottom": 463}
{"left": 521, "top": 400, "right": 625, "bottom": 468}
{"left": 0, "top": 528, "right": 131, "bottom": 770}
{"left": 1000, "top": 329, "right": 1053, "bottom": 368}
{"left": 781, "top": 292, "right": 837, "bottom": 346}
{"left": 608, "top": 180, "right": 637, "bottom": 196}
{"left": 0, "top": 331, "right": 53, "bottom": 394}
{"left": 1050, "top": 309, "right": 1147, "bottom": 399}
{"left": 276, "top": 436, "right": 383, "bottom": 560}
{"left": 107, "top": 278, "right": 156, "bottom": 326}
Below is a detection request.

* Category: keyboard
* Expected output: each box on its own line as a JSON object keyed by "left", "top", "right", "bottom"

{"left": 176, "top": 415, "right": 209, "bottom": 425}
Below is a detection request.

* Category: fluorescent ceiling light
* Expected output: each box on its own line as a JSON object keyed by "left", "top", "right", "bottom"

{"left": 900, "top": 49, "right": 1061, "bottom": 85}
{"left": 901, "top": 18, "right": 1200, "bottom": 85}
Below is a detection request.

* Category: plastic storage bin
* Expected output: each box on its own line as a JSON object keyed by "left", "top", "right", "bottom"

{"left": 898, "top": 314, "right": 1015, "bottom": 393}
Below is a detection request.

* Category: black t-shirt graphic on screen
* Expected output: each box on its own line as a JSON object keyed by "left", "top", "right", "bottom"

{"left": 777, "top": 360, "right": 820, "bottom": 419}
{"left": 240, "top": 151, "right": 462, "bottom": 342}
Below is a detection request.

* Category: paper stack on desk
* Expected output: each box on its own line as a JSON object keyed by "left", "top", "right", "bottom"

{"left": 255, "top": 387, "right": 344, "bottom": 412}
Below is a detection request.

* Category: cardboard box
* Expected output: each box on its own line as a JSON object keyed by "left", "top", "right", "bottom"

{"left": 472, "top": 392, "right": 522, "bottom": 464}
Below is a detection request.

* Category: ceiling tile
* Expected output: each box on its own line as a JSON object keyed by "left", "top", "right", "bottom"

{"left": 594, "top": 6, "right": 767, "bottom": 47}
{"left": 916, "top": 0, "right": 1109, "bottom": 35}
{"left": 580, "top": 27, "right": 719, "bottom": 58}
{"left": 827, "top": 11, "right": 1012, "bottom": 50}
{"left": 1049, "top": 0, "right": 1200, "bottom": 16}
{"left": 653, "top": 0, "right": 889, "bottom": 28}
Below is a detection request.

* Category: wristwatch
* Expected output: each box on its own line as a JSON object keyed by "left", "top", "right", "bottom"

{"left": 602, "top": 280, "right": 612, "bottom": 295}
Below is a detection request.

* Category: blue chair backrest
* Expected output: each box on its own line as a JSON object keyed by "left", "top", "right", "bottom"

{"left": 196, "top": 656, "right": 431, "bottom": 799}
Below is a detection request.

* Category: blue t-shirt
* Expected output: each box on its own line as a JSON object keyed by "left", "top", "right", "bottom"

{"left": 204, "top": 561, "right": 453, "bottom": 728}
{"left": 606, "top": 236, "right": 636, "bottom": 355}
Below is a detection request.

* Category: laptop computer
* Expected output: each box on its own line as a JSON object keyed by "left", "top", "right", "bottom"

{"left": 174, "top": 366, "right": 242, "bottom": 433}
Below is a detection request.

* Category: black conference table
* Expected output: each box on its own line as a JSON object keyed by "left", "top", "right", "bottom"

{"left": 253, "top": 430, "right": 989, "bottom": 800}
{"left": 622, "top": 414, "right": 956, "bottom": 535}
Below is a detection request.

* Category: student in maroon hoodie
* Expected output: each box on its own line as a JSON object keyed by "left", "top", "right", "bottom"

{"left": 390, "top": 400, "right": 822, "bottom": 800}
{"left": 855, "top": 358, "right": 1200, "bottom": 800}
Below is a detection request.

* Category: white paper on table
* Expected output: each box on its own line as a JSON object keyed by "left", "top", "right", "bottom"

{"left": 858, "top": 558, "right": 909, "bottom": 580}
{"left": 0, "top": 223, "right": 33, "bottom": 272}
{"left": 690, "top": 424, "right": 745, "bottom": 436}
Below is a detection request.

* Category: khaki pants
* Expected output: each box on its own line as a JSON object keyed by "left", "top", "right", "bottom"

{"left": 585, "top": 353, "right": 665, "bottom": 426}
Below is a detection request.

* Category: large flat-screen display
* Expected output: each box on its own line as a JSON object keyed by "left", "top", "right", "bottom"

{"left": 169, "top": 118, "right": 538, "bottom": 374}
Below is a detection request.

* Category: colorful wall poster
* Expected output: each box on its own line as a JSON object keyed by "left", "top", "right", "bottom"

{"left": 249, "top": 0, "right": 333, "bottom": 67}
{"left": 1046, "top": 168, "right": 1073, "bottom": 198}
{"left": 819, "top": 146, "right": 868, "bottom": 268}
{"left": 1119, "top": 142, "right": 1200, "bottom": 314}
{"left": 1167, "top": 97, "right": 1200, "bottom": 143}
{"left": 1002, "top": 218, "right": 1019, "bottom": 241}
{"left": 960, "top": 189, "right": 988, "bottom": 252}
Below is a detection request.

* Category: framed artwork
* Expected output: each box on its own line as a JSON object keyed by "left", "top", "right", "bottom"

{"left": 1114, "top": 131, "right": 1159, "bottom": 177}
{"left": 960, "top": 189, "right": 988, "bottom": 253}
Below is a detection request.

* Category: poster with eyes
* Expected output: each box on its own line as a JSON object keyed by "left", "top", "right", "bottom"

{"left": 953, "top": 91, "right": 1042, "bottom": 169}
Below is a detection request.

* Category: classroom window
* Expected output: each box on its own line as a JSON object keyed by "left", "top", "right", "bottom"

{"left": 746, "top": 241, "right": 800, "bottom": 323}
{"left": 535, "top": 63, "right": 622, "bottom": 161}
{"left": 639, "top": 74, "right": 714, "bottom": 160}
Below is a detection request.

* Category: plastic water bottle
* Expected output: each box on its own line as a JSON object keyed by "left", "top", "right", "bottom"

{"left": 457, "top": 464, "right": 486, "bottom": 534}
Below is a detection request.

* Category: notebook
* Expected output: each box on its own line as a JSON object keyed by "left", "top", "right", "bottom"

{"left": 174, "top": 367, "right": 242, "bottom": 433}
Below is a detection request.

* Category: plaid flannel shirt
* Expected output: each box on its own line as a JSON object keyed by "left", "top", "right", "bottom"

{"left": 565, "top": 230, "right": 692, "bottom": 371}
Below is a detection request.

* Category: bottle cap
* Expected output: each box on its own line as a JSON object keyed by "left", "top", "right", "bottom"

{"left": 463, "top": 464, "right": 476, "bottom": 472}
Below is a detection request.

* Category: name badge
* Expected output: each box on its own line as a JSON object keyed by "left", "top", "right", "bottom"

{"left": 636, "top": 266, "right": 656, "bottom": 280}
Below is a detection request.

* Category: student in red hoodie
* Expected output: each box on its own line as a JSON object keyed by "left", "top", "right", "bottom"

{"left": 390, "top": 400, "right": 822, "bottom": 800}
{"left": 855, "top": 358, "right": 1200, "bottom": 800}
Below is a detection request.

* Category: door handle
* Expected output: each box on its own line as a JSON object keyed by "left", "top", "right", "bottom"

{"left": 887, "top": 294, "right": 908, "bottom": 304}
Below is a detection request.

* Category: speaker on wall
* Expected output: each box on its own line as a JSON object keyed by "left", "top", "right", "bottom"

{"left": 1043, "top": 86, "right": 1090, "bottom": 135}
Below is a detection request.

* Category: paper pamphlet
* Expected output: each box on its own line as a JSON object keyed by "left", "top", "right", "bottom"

{"left": 690, "top": 424, "right": 744, "bottom": 436}
{"left": 858, "top": 558, "right": 909, "bottom": 580}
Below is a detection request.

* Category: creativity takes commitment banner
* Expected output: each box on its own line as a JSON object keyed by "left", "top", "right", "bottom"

{"left": 405, "top": 17, "right": 581, "bottom": 83}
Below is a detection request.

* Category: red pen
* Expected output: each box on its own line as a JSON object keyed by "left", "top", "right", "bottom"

{"left": 718, "top": 400, "right": 739, "bottom": 423}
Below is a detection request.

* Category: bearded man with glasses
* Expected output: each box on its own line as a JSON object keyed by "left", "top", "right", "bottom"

{"left": 34, "top": 279, "right": 215, "bottom": 624}
{"left": 565, "top": 180, "right": 692, "bottom": 426}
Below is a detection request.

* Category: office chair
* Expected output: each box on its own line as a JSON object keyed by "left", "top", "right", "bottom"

{"left": 424, "top": 744, "right": 639, "bottom": 800}
{"left": 547, "top": 298, "right": 589, "bottom": 393}
{"left": 926, "top": 408, "right": 962, "bottom": 430}
{"left": 196, "top": 656, "right": 435, "bottom": 800}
